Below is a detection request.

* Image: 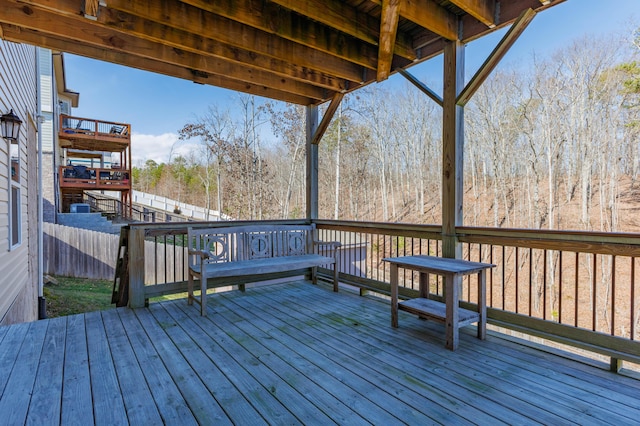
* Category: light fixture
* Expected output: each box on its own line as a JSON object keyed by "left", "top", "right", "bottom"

{"left": 1, "top": 109, "right": 22, "bottom": 143}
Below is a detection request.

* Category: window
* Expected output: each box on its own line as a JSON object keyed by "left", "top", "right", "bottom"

{"left": 8, "top": 140, "right": 21, "bottom": 249}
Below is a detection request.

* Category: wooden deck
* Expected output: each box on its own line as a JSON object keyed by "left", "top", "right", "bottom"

{"left": 1, "top": 282, "right": 639, "bottom": 425}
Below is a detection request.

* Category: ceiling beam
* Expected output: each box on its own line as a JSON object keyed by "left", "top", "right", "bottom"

{"left": 0, "top": 24, "right": 315, "bottom": 105}
{"left": 448, "top": 0, "right": 496, "bottom": 28}
{"left": 370, "top": 0, "right": 459, "bottom": 41}
{"left": 0, "top": 1, "right": 329, "bottom": 101}
{"left": 104, "top": 0, "right": 378, "bottom": 70}
{"left": 457, "top": 8, "right": 536, "bottom": 106}
{"left": 97, "top": 8, "right": 351, "bottom": 92}
{"left": 180, "top": 0, "right": 415, "bottom": 63}
{"left": 19, "top": 0, "right": 369, "bottom": 83}
{"left": 269, "top": 0, "right": 416, "bottom": 60}
{"left": 377, "top": 0, "right": 400, "bottom": 82}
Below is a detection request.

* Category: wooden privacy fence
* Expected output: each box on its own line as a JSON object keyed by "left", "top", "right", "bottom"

{"left": 43, "top": 222, "right": 120, "bottom": 279}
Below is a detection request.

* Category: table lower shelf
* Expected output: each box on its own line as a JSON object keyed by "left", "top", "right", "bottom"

{"left": 399, "top": 298, "right": 480, "bottom": 327}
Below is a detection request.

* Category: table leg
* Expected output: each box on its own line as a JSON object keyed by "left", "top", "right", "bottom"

{"left": 477, "top": 271, "right": 487, "bottom": 340}
{"left": 419, "top": 272, "right": 430, "bottom": 299}
{"left": 445, "top": 273, "right": 460, "bottom": 350}
{"left": 391, "top": 264, "right": 399, "bottom": 328}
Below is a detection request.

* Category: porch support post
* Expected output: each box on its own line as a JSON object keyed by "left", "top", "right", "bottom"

{"left": 442, "top": 39, "right": 465, "bottom": 259}
{"left": 128, "top": 226, "right": 146, "bottom": 308}
{"left": 306, "top": 105, "right": 319, "bottom": 220}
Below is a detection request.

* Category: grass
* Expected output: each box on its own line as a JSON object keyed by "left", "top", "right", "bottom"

{"left": 44, "top": 275, "right": 187, "bottom": 317}
{"left": 44, "top": 276, "right": 114, "bottom": 318}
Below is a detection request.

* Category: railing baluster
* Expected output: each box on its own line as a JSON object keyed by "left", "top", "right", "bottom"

{"left": 515, "top": 246, "right": 519, "bottom": 314}
{"left": 592, "top": 254, "right": 597, "bottom": 332}
{"left": 612, "top": 255, "right": 616, "bottom": 336}
{"left": 632, "top": 257, "right": 636, "bottom": 341}
{"left": 543, "top": 249, "right": 548, "bottom": 320}
{"left": 575, "top": 252, "right": 579, "bottom": 328}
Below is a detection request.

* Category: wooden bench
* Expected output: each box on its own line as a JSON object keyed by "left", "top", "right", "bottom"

{"left": 187, "top": 224, "right": 341, "bottom": 315}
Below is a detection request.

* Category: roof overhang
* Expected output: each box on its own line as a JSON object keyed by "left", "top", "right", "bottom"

{"left": 0, "top": 0, "right": 565, "bottom": 106}
{"left": 52, "top": 51, "right": 79, "bottom": 107}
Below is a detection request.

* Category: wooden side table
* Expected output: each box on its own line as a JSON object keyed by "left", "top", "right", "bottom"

{"left": 383, "top": 255, "right": 494, "bottom": 350}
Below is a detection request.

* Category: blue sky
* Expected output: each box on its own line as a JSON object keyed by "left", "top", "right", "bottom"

{"left": 64, "top": 0, "right": 640, "bottom": 165}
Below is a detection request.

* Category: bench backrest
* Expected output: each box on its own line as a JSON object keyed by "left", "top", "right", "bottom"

{"left": 188, "top": 224, "right": 316, "bottom": 265}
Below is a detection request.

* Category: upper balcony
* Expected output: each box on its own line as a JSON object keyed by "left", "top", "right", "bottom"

{"left": 59, "top": 114, "right": 131, "bottom": 152}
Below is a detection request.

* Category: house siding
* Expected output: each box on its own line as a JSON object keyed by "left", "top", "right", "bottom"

{"left": 0, "top": 39, "right": 38, "bottom": 325}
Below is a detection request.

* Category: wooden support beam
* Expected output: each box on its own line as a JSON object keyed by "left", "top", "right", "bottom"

{"left": 442, "top": 40, "right": 465, "bottom": 259}
{"left": 457, "top": 8, "right": 536, "bottom": 106}
{"left": 377, "top": 0, "right": 400, "bottom": 82}
{"left": 306, "top": 106, "right": 319, "bottom": 219}
{"left": 398, "top": 69, "right": 443, "bottom": 107}
{"left": 448, "top": 0, "right": 496, "bottom": 28}
{"left": 128, "top": 227, "right": 146, "bottom": 308}
{"left": 0, "top": 25, "right": 316, "bottom": 105}
{"left": 16, "top": 0, "right": 367, "bottom": 83}
{"left": 269, "top": 0, "right": 416, "bottom": 60}
{"left": 311, "top": 92, "right": 345, "bottom": 145}
{"left": 371, "top": 0, "right": 459, "bottom": 41}
{"left": 0, "top": 1, "right": 329, "bottom": 102}
{"left": 97, "top": 8, "right": 351, "bottom": 92}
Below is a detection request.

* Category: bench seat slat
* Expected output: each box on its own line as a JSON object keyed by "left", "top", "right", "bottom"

{"left": 191, "top": 255, "right": 334, "bottom": 278}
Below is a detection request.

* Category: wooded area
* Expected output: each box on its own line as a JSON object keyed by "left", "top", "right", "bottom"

{"left": 133, "top": 31, "right": 640, "bottom": 233}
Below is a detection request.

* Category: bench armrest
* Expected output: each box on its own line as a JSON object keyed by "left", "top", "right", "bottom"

{"left": 188, "top": 249, "right": 214, "bottom": 260}
{"left": 313, "top": 240, "right": 341, "bottom": 249}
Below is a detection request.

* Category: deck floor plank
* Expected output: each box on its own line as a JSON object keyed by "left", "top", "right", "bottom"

{"left": 0, "top": 321, "right": 31, "bottom": 396}
{"left": 237, "top": 285, "right": 557, "bottom": 425}
{"left": 176, "top": 299, "right": 376, "bottom": 426}
{"left": 84, "top": 311, "right": 129, "bottom": 425}
{"left": 216, "top": 289, "right": 483, "bottom": 425}
{"left": 309, "top": 284, "right": 640, "bottom": 422}
{"left": 155, "top": 303, "right": 301, "bottom": 426}
{"left": 148, "top": 303, "right": 270, "bottom": 425}
{"left": 156, "top": 301, "right": 334, "bottom": 425}
{"left": 100, "top": 309, "right": 164, "bottom": 425}
{"left": 61, "top": 313, "right": 94, "bottom": 425}
{"left": 116, "top": 308, "right": 198, "bottom": 425}
{"left": 258, "top": 283, "right": 634, "bottom": 425}
{"left": 132, "top": 305, "right": 233, "bottom": 425}
{"left": 0, "top": 280, "right": 639, "bottom": 425}
{"left": 303, "top": 283, "right": 640, "bottom": 422}
{"left": 26, "top": 316, "right": 67, "bottom": 426}
{"left": 0, "top": 320, "right": 48, "bottom": 425}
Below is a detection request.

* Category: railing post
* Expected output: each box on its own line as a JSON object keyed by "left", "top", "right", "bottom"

{"left": 128, "top": 226, "right": 146, "bottom": 308}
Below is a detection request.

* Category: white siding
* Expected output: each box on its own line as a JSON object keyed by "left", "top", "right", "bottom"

{"left": 38, "top": 48, "right": 53, "bottom": 113}
{"left": 0, "top": 39, "right": 38, "bottom": 325}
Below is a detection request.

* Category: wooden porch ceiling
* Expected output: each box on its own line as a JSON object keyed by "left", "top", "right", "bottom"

{"left": 0, "top": 0, "right": 564, "bottom": 106}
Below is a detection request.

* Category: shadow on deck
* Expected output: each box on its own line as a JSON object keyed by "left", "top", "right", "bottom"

{"left": 1, "top": 281, "right": 639, "bottom": 424}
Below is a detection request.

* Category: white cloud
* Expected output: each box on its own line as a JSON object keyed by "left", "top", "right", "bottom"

{"left": 131, "top": 133, "right": 199, "bottom": 166}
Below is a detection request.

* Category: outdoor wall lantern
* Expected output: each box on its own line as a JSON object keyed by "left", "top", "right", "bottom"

{"left": 1, "top": 109, "right": 23, "bottom": 143}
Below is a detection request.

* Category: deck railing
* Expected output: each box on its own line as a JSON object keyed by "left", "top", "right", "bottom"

{"left": 60, "top": 166, "right": 131, "bottom": 190}
{"left": 125, "top": 219, "right": 640, "bottom": 367}
{"left": 59, "top": 114, "right": 131, "bottom": 142}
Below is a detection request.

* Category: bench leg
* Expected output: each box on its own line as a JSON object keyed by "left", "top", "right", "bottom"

{"left": 332, "top": 262, "right": 339, "bottom": 292}
{"left": 312, "top": 266, "right": 318, "bottom": 285}
{"left": 187, "top": 271, "right": 194, "bottom": 305}
{"left": 200, "top": 273, "right": 207, "bottom": 317}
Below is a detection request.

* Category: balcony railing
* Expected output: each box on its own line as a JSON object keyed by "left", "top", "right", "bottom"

{"left": 59, "top": 114, "right": 131, "bottom": 144}
{"left": 59, "top": 166, "right": 130, "bottom": 190}
{"left": 124, "top": 220, "right": 640, "bottom": 369}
